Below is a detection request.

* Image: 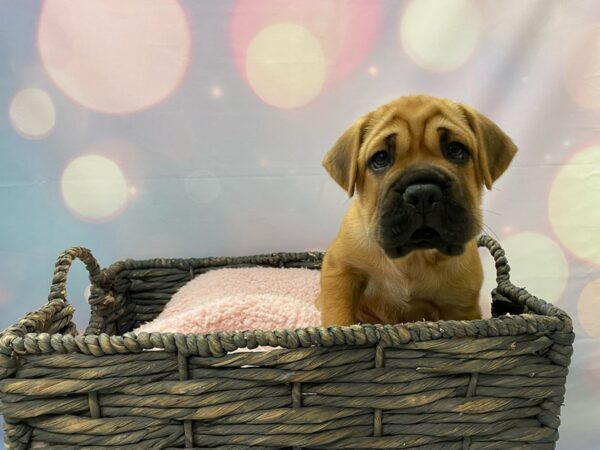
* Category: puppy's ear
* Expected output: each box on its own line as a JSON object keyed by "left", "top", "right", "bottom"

{"left": 460, "top": 105, "right": 517, "bottom": 189}
{"left": 322, "top": 116, "right": 369, "bottom": 197}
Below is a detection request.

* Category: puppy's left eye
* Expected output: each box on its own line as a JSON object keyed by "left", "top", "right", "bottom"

{"left": 369, "top": 150, "right": 391, "bottom": 171}
{"left": 445, "top": 142, "right": 469, "bottom": 162}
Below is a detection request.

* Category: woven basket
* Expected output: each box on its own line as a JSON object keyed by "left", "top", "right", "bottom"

{"left": 0, "top": 235, "right": 573, "bottom": 450}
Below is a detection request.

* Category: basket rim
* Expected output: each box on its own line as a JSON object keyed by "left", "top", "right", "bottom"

{"left": 2, "top": 313, "right": 573, "bottom": 359}
{"left": 120, "top": 250, "right": 325, "bottom": 269}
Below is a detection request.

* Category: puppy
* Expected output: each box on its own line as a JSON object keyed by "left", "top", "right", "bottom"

{"left": 316, "top": 95, "right": 517, "bottom": 326}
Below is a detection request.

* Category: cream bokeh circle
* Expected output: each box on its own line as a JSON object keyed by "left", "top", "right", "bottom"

{"left": 549, "top": 146, "right": 600, "bottom": 265}
{"left": 61, "top": 155, "right": 128, "bottom": 221}
{"left": 38, "top": 0, "right": 190, "bottom": 114}
{"left": 578, "top": 278, "right": 600, "bottom": 338}
{"left": 9, "top": 88, "right": 56, "bottom": 138}
{"left": 481, "top": 232, "right": 569, "bottom": 304}
{"left": 245, "top": 23, "right": 326, "bottom": 109}
{"left": 399, "top": 0, "right": 481, "bottom": 71}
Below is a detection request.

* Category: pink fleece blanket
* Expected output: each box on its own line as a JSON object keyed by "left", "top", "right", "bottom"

{"left": 134, "top": 267, "right": 321, "bottom": 334}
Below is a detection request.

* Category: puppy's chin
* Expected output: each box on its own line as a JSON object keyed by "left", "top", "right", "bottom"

{"left": 380, "top": 227, "right": 468, "bottom": 258}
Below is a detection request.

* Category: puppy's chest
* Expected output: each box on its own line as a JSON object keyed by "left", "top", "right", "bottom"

{"left": 361, "top": 261, "right": 447, "bottom": 306}
{"left": 362, "top": 270, "right": 413, "bottom": 305}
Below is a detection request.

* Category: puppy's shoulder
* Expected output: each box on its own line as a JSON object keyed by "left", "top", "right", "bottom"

{"left": 326, "top": 203, "right": 383, "bottom": 271}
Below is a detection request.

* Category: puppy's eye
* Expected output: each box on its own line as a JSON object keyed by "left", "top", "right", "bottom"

{"left": 369, "top": 150, "right": 391, "bottom": 171}
{"left": 445, "top": 142, "right": 469, "bottom": 163}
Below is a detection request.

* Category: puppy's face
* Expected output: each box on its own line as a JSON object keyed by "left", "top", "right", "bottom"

{"left": 323, "top": 95, "right": 517, "bottom": 258}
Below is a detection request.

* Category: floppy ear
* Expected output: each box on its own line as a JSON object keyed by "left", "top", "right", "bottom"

{"left": 460, "top": 105, "right": 517, "bottom": 190}
{"left": 322, "top": 116, "right": 369, "bottom": 197}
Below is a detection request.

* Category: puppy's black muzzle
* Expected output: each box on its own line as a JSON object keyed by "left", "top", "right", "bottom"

{"left": 378, "top": 167, "right": 472, "bottom": 258}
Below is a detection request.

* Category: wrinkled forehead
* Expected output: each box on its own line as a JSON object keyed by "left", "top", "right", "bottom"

{"left": 362, "top": 98, "right": 476, "bottom": 151}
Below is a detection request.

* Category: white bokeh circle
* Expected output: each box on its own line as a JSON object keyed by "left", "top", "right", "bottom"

{"left": 9, "top": 88, "right": 56, "bottom": 138}
{"left": 61, "top": 154, "right": 128, "bottom": 221}
{"left": 245, "top": 23, "right": 327, "bottom": 109}
{"left": 399, "top": 0, "right": 481, "bottom": 71}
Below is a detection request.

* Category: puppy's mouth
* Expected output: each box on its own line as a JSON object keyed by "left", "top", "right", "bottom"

{"left": 410, "top": 226, "right": 440, "bottom": 244}
{"left": 387, "top": 226, "right": 466, "bottom": 258}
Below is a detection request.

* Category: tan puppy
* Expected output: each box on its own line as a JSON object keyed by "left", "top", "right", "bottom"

{"left": 316, "top": 95, "right": 517, "bottom": 326}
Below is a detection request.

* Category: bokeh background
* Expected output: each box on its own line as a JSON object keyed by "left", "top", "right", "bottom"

{"left": 1, "top": 0, "right": 599, "bottom": 448}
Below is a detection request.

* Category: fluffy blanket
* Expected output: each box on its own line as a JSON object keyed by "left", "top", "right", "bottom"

{"left": 134, "top": 267, "right": 321, "bottom": 334}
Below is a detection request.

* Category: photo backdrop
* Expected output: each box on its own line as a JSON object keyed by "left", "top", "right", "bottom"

{"left": 1, "top": 1, "right": 599, "bottom": 448}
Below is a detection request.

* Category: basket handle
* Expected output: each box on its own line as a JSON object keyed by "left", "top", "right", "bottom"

{"left": 477, "top": 234, "right": 536, "bottom": 316}
{"left": 477, "top": 234, "right": 511, "bottom": 285}
{"left": 47, "top": 247, "right": 112, "bottom": 304}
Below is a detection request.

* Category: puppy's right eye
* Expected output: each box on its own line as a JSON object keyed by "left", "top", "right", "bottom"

{"left": 370, "top": 150, "right": 391, "bottom": 171}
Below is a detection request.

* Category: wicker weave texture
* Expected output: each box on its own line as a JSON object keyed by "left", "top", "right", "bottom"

{"left": 0, "top": 236, "right": 574, "bottom": 449}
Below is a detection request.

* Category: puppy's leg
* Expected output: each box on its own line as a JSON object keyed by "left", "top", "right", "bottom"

{"left": 317, "top": 253, "right": 363, "bottom": 327}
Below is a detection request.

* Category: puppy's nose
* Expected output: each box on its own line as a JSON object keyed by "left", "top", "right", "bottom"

{"left": 402, "top": 183, "right": 442, "bottom": 215}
